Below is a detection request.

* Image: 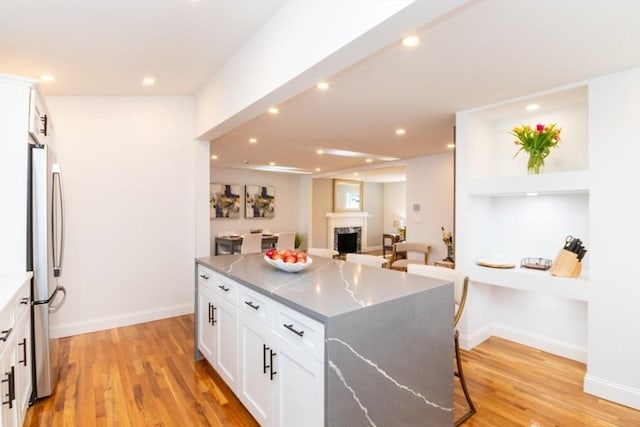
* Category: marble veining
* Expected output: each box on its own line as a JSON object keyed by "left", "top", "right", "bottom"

{"left": 223, "top": 253, "right": 247, "bottom": 274}
{"left": 328, "top": 337, "right": 453, "bottom": 413}
{"left": 328, "top": 360, "right": 377, "bottom": 427}
{"left": 337, "top": 261, "right": 366, "bottom": 307}
{"left": 270, "top": 257, "right": 336, "bottom": 294}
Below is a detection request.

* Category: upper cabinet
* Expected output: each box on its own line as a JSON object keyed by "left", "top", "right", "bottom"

{"left": 29, "top": 86, "right": 50, "bottom": 145}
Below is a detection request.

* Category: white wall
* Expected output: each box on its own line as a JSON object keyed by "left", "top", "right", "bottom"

{"left": 383, "top": 181, "right": 406, "bottom": 234}
{"left": 585, "top": 68, "right": 640, "bottom": 409}
{"left": 46, "top": 96, "right": 196, "bottom": 337}
{"left": 210, "top": 167, "right": 302, "bottom": 251}
{"left": 405, "top": 152, "right": 454, "bottom": 263}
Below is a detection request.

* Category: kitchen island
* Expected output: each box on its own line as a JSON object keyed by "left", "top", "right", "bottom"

{"left": 195, "top": 253, "right": 453, "bottom": 426}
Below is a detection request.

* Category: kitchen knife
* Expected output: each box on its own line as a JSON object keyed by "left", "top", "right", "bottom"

{"left": 577, "top": 248, "right": 587, "bottom": 261}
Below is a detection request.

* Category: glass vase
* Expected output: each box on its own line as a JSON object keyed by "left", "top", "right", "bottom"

{"left": 527, "top": 152, "right": 545, "bottom": 174}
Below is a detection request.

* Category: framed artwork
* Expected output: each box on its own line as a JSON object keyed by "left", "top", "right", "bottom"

{"left": 245, "top": 185, "right": 275, "bottom": 218}
{"left": 210, "top": 184, "right": 241, "bottom": 219}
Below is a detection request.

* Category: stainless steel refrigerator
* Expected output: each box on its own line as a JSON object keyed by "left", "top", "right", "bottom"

{"left": 28, "top": 143, "right": 67, "bottom": 399}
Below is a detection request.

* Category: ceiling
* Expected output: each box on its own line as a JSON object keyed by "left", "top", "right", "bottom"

{"left": 0, "top": 0, "right": 284, "bottom": 95}
{"left": 3, "top": 1, "right": 640, "bottom": 182}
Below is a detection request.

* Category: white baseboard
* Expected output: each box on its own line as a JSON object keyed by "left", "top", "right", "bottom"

{"left": 584, "top": 374, "right": 640, "bottom": 410}
{"left": 458, "top": 323, "right": 492, "bottom": 350}
{"left": 493, "top": 323, "right": 587, "bottom": 362}
{"left": 364, "top": 245, "right": 382, "bottom": 252}
{"left": 51, "top": 302, "right": 194, "bottom": 338}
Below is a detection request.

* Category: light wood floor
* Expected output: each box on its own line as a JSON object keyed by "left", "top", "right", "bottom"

{"left": 26, "top": 315, "right": 639, "bottom": 426}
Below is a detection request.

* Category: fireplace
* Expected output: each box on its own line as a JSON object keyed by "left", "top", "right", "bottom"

{"left": 326, "top": 212, "right": 370, "bottom": 252}
{"left": 335, "top": 229, "right": 361, "bottom": 254}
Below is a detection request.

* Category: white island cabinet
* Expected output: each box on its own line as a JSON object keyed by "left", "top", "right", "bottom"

{"left": 198, "top": 265, "right": 323, "bottom": 427}
{"left": 0, "top": 273, "right": 33, "bottom": 427}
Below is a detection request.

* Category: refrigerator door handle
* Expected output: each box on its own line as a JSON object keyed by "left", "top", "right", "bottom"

{"left": 48, "top": 286, "right": 67, "bottom": 314}
{"left": 52, "top": 165, "right": 65, "bottom": 277}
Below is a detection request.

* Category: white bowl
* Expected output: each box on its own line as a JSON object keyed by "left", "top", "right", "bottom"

{"left": 264, "top": 254, "right": 313, "bottom": 273}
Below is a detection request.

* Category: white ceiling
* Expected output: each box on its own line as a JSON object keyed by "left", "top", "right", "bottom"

{"left": 3, "top": 1, "right": 640, "bottom": 183}
{"left": 0, "top": 0, "right": 284, "bottom": 95}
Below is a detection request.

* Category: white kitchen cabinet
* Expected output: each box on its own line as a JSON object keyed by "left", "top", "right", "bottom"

{"left": 238, "top": 314, "right": 273, "bottom": 426}
{"left": 271, "top": 333, "right": 323, "bottom": 427}
{"left": 196, "top": 265, "right": 325, "bottom": 427}
{"left": 197, "top": 276, "right": 239, "bottom": 393}
{"left": 0, "top": 275, "right": 32, "bottom": 427}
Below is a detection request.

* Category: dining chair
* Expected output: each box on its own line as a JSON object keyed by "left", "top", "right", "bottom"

{"left": 307, "top": 248, "right": 339, "bottom": 258}
{"left": 276, "top": 231, "right": 296, "bottom": 251}
{"left": 406, "top": 264, "right": 476, "bottom": 426}
{"left": 240, "top": 233, "right": 263, "bottom": 254}
{"left": 389, "top": 242, "right": 430, "bottom": 271}
{"left": 345, "top": 253, "right": 387, "bottom": 268}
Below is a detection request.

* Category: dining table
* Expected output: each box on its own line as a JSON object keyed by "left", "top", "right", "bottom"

{"left": 214, "top": 234, "right": 279, "bottom": 255}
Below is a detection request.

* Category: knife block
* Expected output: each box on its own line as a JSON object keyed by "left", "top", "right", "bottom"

{"left": 550, "top": 249, "right": 582, "bottom": 278}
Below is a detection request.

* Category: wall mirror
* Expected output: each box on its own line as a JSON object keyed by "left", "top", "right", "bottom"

{"left": 333, "top": 179, "right": 363, "bottom": 212}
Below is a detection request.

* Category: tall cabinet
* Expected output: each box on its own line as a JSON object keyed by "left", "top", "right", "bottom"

{"left": 456, "top": 68, "right": 640, "bottom": 409}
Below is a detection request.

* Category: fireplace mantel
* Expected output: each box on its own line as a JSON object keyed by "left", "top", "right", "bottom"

{"left": 326, "top": 212, "right": 371, "bottom": 251}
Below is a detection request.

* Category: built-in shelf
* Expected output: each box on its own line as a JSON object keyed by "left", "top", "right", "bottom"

{"left": 467, "top": 263, "right": 590, "bottom": 302}
{"left": 466, "top": 170, "right": 590, "bottom": 196}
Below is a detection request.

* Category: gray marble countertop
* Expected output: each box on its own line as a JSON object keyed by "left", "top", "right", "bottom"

{"left": 196, "top": 254, "right": 450, "bottom": 322}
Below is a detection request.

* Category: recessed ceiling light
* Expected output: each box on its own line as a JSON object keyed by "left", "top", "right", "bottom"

{"left": 316, "top": 149, "right": 324, "bottom": 155}
{"left": 315, "top": 167, "right": 321, "bottom": 172}
{"left": 525, "top": 192, "right": 539, "bottom": 196}
{"left": 447, "top": 143, "right": 456, "bottom": 149}
{"left": 40, "top": 74, "right": 55, "bottom": 82}
{"left": 268, "top": 107, "right": 279, "bottom": 114}
{"left": 526, "top": 104, "right": 540, "bottom": 111}
{"left": 269, "top": 161, "right": 276, "bottom": 166}
{"left": 353, "top": 172, "right": 359, "bottom": 176}
{"left": 395, "top": 128, "right": 406, "bottom": 136}
{"left": 401, "top": 35, "right": 420, "bottom": 47}
{"left": 365, "top": 158, "right": 373, "bottom": 163}
{"left": 142, "top": 77, "right": 155, "bottom": 86}
{"left": 249, "top": 138, "right": 258, "bottom": 144}
{"left": 316, "top": 81, "right": 330, "bottom": 90}
{"left": 211, "top": 155, "right": 218, "bottom": 160}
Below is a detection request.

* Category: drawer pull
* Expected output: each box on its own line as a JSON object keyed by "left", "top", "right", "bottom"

{"left": 0, "top": 329, "right": 12, "bottom": 342}
{"left": 20, "top": 297, "right": 29, "bottom": 305}
{"left": 283, "top": 323, "right": 304, "bottom": 337}
{"left": 244, "top": 301, "right": 260, "bottom": 310}
{"left": 218, "top": 285, "right": 230, "bottom": 292}
{"left": 199, "top": 274, "right": 210, "bottom": 280}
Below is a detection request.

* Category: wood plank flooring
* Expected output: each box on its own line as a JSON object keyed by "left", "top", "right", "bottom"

{"left": 26, "top": 315, "right": 639, "bottom": 426}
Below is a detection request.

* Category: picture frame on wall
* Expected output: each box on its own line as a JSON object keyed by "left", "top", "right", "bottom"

{"left": 245, "top": 185, "right": 275, "bottom": 218}
{"left": 210, "top": 183, "right": 241, "bottom": 219}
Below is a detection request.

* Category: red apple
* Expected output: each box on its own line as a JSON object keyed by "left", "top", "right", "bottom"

{"left": 265, "top": 248, "right": 276, "bottom": 259}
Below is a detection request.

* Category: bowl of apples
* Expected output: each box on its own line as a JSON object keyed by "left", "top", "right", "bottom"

{"left": 264, "top": 249, "right": 313, "bottom": 273}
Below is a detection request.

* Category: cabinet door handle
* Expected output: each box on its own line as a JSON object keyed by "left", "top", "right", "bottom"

{"left": 199, "top": 274, "right": 210, "bottom": 280}
{"left": 218, "top": 285, "right": 229, "bottom": 292}
{"left": 263, "top": 344, "right": 269, "bottom": 374}
{"left": 20, "top": 297, "right": 29, "bottom": 305}
{"left": 41, "top": 114, "right": 48, "bottom": 136}
{"left": 18, "top": 338, "right": 27, "bottom": 366}
{"left": 244, "top": 301, "right": 260, "bottom": 310}
{"left": 283, "top": 323, "right": 304, "bottom": 337}
{"left": 0, "top": 329, "right": 12, "bottom": 342}
{"left": 1, "top": 367, "right": 15, "bottom": 408}
{"left": 269, "top": 349, "right": 277, "bottom": 380}
{"left": 208, "top": 303, "right": 217, "bottom": 325}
